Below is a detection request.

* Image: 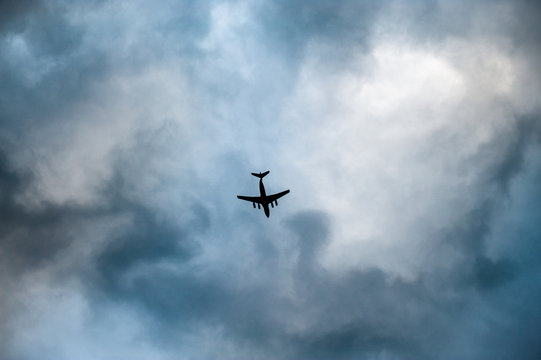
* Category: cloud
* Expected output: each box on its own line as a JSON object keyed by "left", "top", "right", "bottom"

{"left": 1, "top": 0, "right": 541, "bottom": 359}
{"left": 0, "top": 0, "right": 40, "bottom": 33}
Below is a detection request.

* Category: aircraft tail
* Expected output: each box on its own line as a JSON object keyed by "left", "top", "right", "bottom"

{"left": 251, "top": 170, "right": 269, "bottom": 179}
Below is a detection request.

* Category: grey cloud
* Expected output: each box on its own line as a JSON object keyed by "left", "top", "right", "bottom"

{"left": 297, "top": 320, "right": 422, "bottom": 360}
{"left": 0, "top": 142, "right": 213, "bottom": 358}
{"left": 282, "top": 212, "right": 456, "bottom": 359}
{"left": 83, "top": 211, "right": 382, "bottom": 358}
{"left": 94, "top": 203, "right": 195, "bottom": 295}
{"left": 441, "top": 140, "right": 541, "bottom": 359}
{"left": 286, "top": 210, "right": 329, "bottom": 274}
{"left": 485, "top": 115, "right": 541, "bottom": 192}
{"left": 0, "top": 3, "right": 108, "bottom": 140}
{"left": 87, "top": 209, "right": 468, "bottom": 359}
{"left": 472, "top": 256, "right": 515, "bottom": 290}
{"left": 0, "top": 148, "right": 82, "bottom": 273}
{"left": 257, "top": 0, "right": 388, "bottom": 51}
{"left": 511, "top": 1, "right": 541, "bottom": 50}
{"left": 0, "top": 0, "right": 40, "bottom": 32}
{"left": 1, "top": 0, "right": 541, "bottom": 359}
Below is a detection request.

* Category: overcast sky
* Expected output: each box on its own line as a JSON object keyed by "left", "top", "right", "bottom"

{"left": 1, "top": 0, "right": 541, "bottom": 359}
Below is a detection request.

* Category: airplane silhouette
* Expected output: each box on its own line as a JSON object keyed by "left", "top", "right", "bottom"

{"left": 237, "top": 171, "right": 290, "bottom": 217}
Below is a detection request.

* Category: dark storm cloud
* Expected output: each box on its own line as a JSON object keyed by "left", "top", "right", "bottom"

{"left": 257, "top": 0, "right": 388, "bottom": 53}
{"left": 0, "top": 0, "right": 114, "bottom": 278}
{"left": 0, "top": 140, "right": 191, "bottom": 279}
{"left": 0, "top": 140, "right": 213, "bottom": 359}
{"left": 86, "top": 210, "right": 478, "bottom": 359}
{"left": 283, "top": 212, "right": 432, "bottom": 359}
{"left": 0, "top": 0, "right": 40, "bottom": 32}
{"left": 443, "top": 167, "right": 541, "bottom": 360}
{"left": 438, "top": 122, "right": 541, "bottom": 360}
{"left": 472, "top": 256, "right": 515, "bottom": 290}
{"left": 0, "top": 146, "right": 100, "bottom": 355}
{"left": 0, "top": 0, "right": 211, "bottom": 139}
{"left": 0, "top": 148, "right": 83, "bottom": 272}
{"left": 92, "top": 169, "right": 210, "bottom": 304}
{"left": 0, "top": 3, "right": 108, "bottom": 143}
{"left": 511, "top": 0, "right": 541, "bottom": 50}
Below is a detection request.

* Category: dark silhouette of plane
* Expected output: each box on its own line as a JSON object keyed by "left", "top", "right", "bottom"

{"left": 237, "top": 171, "right": 290, "bottom": 217}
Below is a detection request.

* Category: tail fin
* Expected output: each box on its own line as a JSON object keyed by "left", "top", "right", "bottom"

{"left": 251, "top": 170, "right": 269, "bottom": 179}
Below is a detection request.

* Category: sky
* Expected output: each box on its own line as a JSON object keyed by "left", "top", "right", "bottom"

{"left": 1, "top": 0, "right": 541, "bottom": 359}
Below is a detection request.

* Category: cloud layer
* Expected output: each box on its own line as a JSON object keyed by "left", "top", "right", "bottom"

{"left": 1, "top": 1, "right": 541, "bottom": 359}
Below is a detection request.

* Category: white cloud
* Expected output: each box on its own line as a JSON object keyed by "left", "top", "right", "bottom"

{"left": 281, "top": 34, "right": 536, "bottom": 279}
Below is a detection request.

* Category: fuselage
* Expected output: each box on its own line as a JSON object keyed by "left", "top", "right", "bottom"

{"left": 259, "top": 179, "right": 270, "bottom": 217}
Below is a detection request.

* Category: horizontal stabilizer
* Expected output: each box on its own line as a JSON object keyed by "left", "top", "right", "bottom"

{"left": 251, "top": 170, "right": 269, "bottom": 179}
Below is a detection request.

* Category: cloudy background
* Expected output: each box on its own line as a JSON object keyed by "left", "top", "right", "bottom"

{"left": 1, "top": 0, "right": 541, "bottom": 359}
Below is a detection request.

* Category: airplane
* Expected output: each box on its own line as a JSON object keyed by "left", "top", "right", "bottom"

{"left": 237, "top": 170, "right": 290, "bottom": 218}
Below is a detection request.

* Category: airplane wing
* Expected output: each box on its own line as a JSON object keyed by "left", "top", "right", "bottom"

{"left": 264, "top": 189, "right": 290, "bottom": 204}
{"left": 237, "top": 195, "right": 264, "bottom": 204}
